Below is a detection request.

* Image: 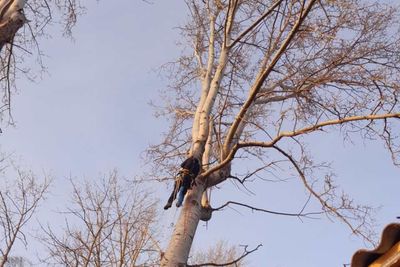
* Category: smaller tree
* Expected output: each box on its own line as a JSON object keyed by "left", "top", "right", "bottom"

{"left": 41, "top": 171, "right": 161, "bottom": 267}
{"left": 189, "top": 241, "right": 260, "bottom": 267}
{"left": 4, "top": 256, "right": 31, "bottom": 267}
{"left": 0, "top": 157, "right": 50, "bottom": 267}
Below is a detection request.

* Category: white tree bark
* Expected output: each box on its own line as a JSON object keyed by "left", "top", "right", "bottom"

{"left": 161, "top": 3, "right": 238, "bottom": 265}
{"left": 158, "top": 0, "right": 400, "bottom": 265}
{"left": 161, "top": 183, "right": 205, "bottom": 267}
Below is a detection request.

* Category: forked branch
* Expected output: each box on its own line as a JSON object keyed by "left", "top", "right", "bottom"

{"left": 203, "top": 112, "right": 400, "bottom": 187}
{"left": 223, "top": 0, "right": 318, "bottom": 154}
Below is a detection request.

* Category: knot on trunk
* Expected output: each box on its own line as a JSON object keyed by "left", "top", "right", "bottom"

{"left": 200, "top": 205, "right": 212, "bottom": 221}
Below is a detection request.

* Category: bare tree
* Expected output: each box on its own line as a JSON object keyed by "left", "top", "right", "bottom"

{"left": 188, "top": 241, "right": 257, "bottom": 266}
{"left": 41, "top": 171, "right": 161, "bottom": 267}
{"left": 0, "top": 157, "right": 50, "bottom": 267}
{"left": 143, "top": 0, "right": 400, "bottom": 266}
{"left": 0, "top": 0, "right": 83, "bottom": 126}
{"left": 4, "top": 256, "right": 31, "bottom": 267}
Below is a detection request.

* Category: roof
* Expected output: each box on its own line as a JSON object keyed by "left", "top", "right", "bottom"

{"left": 351, "top": 223, "right": 400, "bottom": 267}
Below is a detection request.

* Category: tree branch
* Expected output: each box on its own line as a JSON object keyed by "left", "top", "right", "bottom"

{"left": 240, "top": 113, "right": 400, "bottom": 149}
{"left": 187, "top": 244, "right": 262, "bottom": 267}
{"left": 272, "top": 145, "right": 375, "bottom": 244}
{"left": 212, "top": 201, "right": 323, "bottom": 219}
{"left": 223, "top": 0, "right": 318, "bottom": 154}
{"left": 229, "top": 0, "right": 284, "bottom": 48}
{"left": 204, "top": 112, "right": 400, "bottom": 187}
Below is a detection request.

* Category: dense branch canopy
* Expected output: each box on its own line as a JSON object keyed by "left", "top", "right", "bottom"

{"left": 148, "top": 0, "right": 400, "bottom": 243}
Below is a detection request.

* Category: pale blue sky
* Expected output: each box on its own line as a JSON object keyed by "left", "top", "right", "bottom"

{"left": 1, "top": 1, "right": 400, "bottom": 266}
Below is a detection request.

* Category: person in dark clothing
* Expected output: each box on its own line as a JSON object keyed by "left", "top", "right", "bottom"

{"left": 164, "top": 156, "right": 201, "bottom": 210}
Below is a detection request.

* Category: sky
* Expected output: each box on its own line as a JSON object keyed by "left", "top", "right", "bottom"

{"left": 1, "top": 1, "right": 400, "bottom": 266}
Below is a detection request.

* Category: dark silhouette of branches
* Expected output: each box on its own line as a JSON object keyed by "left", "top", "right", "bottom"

{"left": 212, "top": 200, "right": 323, "bottom": 219}
{"left": 0, "top": 159, "right": 50, "bottom": 267}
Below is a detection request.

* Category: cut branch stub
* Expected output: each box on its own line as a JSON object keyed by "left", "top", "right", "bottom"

{"left": 200, "top": 205, "right": 212, "bottom": 222}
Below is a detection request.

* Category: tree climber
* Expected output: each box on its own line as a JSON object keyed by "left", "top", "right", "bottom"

{"left": 164, "top": 156, "right": 201, "bottom": 210}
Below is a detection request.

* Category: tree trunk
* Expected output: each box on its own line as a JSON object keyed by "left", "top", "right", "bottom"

{"left": 161, "top": 183, "right": 204, "bottom": 266}
{"left": 0, "top": 12, "right": 25, "bottom": 51}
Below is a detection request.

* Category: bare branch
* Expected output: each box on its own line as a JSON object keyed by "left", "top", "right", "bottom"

{"left": 203, "top": 112, "right": 400, "bottom": 186}
{"left": 272, "top": 145, "right": 376, "bottom": 244}
{"left": 188, "top": 244, "right": 262, "bottom": 267}
{"left": 229, "top": 0, "right": 284, "bottom": 48}
{"left": 223, "top": 0, "right": 318, "bottom": 154}
{"left": 212, "top": 200, "right": 323, "bottom": 219}
{"left": 240, "top": 113, "right": 400, "bottom": 149}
